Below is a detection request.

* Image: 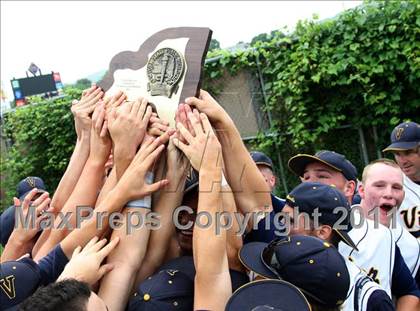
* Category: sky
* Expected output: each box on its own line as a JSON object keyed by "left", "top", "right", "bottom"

{"left": 0, "top": 0, "right": 361, "bottom": 103}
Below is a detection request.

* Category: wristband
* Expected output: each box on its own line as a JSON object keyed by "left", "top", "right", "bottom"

{"left": 126, "top": 172, "right": 154, "bottom": 209}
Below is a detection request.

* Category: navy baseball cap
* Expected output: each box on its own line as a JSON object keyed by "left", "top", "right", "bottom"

{"left": 127, "top": 269, "right": 193, "bottom": 311}
{"left": 239, "top": 235, "right": 350, "bottom": 308}
{"left": 383, "top": 121, "right": 420, "bottom": 152}
{"left": 1, "top": 177, "right": 47, "bottom": 247}
{"left": 288, "top": 150, "right": 358, "bottom": 182}
{"left": 0, "top": 258, "right": 42, "bottom": 310}
{"left": 17, "top": 176, "right": 46, "bottom": 201}
{"left": 286, "top": 182, "right": 358, "bottom": 250}
{"left": 225, "top": 279, "right": 311, "bottom": 311}
{"left": 0, "top": 205, "right": 17, "bottom": 246}
{"left": 159, "top": 256, "right": 248, "bottom": 292}
{"left": 250, "top": 151, "right": 274, "bottom": 169}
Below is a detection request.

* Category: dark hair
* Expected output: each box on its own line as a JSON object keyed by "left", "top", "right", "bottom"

{"left": 19, "top": 279, "right": 91, "bottom": 311}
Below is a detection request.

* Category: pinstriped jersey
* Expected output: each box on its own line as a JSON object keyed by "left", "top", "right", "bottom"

{"left": 339, "top": 209, "right": 395, "bottom": 297}
{"left": 399, "top": 174, "right": 420, "bottom": 237}
{"left": 391, "top": 219, "right": 420, "bottom": 278}
{"left": 342, "top": 259, "right": 388, "bottom": 311}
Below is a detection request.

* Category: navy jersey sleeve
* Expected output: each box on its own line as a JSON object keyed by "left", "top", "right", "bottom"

{"left": 37, "top": 244, "right": 69, "bottom": 285}
{"left": 366, "top": 289, "right": 395, "bottom": 311}
{"left": 243, "top": 210, "right": 286, "bottom": 244}
{"left": 271, "top": 194, "right": 286, "bottom": 214}
{"left": 391, "top": 246, "right": 420, "bottom": 298}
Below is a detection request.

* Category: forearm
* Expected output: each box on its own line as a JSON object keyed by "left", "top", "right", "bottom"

{"left": 34, "top": 158, "right": 106, "bottom": 260}
{"left": 96, "top": 168, "right": 117, "bottom": 206}
{"left": 217, "top": 119, "right": 271, "bottom": 215}
{"left": 59, "top": 188, "right": 126, "bottom": 259}
{"left": 51, "top": 134, "right": 90, "bottom": 211}
{"left": 194, "top": 169, "right": 231, "bottom": 311}
{"left": 221, "top": 186, "right": 244, "bottom": 272}
{"left": 114, "top": 146, "right": 135, "bottom": 180}
{"left": 98, "top": 208, "right": 150, "bottom": 311}
{"left": 194, "top": 169, "right": 225, "bottom": 274}
{"left": 95, "top": 148, "right": 134, "bottom": 207}
{"left": 397, "top": 295, "right": 420, "bottom": 311}
{"left": 1, "top": 233, "right": 33, "bottom": 262}
{"left": 135, "top": 183, "right": 184, "bottom": 284}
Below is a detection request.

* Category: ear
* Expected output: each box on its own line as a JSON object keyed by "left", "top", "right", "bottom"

{"left": 358, "top": 183, "right": 365, "bottom": 200}
{"left": 13, "top": 197, "right": 20, "bottom": 207}
{"left": 343, "top": 180, "right": 356, "bottom": 198}
{"left": 269, "top": 175, "right": 276, "bottom": 189}
{"left": 316, "top": 225, "right": 333, "bottom": 241}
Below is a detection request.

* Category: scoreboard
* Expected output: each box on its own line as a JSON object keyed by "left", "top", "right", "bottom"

{"left": 11, "top": 72, "right": 63, "bottom": 106}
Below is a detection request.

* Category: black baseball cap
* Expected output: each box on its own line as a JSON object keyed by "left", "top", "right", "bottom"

{"left": 286, "top": 182, "right": 358, "bottom": 250}
{"left": 383, "top": 121, "right": 420, "bottom": 152}
{"left": 225, "top": 279, "right": 311, "bottom": 311}
{"left": 17, "top": 176, "right": 46, "bottom": 201}
{"left": 0, "top": 258, "right": 43, "bottom": 310}
{"left": 127, "top": 269, "right": 193, "bottom": 311}
{"left": 288, "top": 150, "right": 358, "bottom": 182}
{"left": 239, "top": 235, "right": 350, "bottom": 308}
{"left": 250, "top": 151, "right": 274, "bottom": 169}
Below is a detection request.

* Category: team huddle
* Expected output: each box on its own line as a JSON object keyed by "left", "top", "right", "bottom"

{"left": 0, "top": 85, "right": 419, "bottom": 311}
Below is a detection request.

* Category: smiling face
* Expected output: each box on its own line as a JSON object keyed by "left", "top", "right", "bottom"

{"left": 302, "top": 162, "right": 355, "bottom": 203}
{"left": 360, "top": 162, "right": 404, "bottom": 227}
{"left": 392, "top": 147, "right": 420, "bottom": 182}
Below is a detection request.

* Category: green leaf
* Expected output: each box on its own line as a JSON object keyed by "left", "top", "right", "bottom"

{"left": 388, "top": 25, "right": 397, "bottom": 33}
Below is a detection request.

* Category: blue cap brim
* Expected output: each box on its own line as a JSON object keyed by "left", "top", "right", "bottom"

{"left": 239, "top": 242, "right": 277, "bottom": 279}
{"left": 288, "top": 154, "right": 343, "bottom": 177}
{"left": 225, "top": 279, "right": 311, "bottom": 311}
{"left": 383, "top": 141, "right": 418, "bottom": 152}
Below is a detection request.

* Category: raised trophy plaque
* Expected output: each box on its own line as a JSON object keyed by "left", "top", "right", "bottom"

{"left": 98, "top": 27, "right": 212, "bottom": 127}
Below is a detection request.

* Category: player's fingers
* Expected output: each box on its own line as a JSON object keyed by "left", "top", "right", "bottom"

{"left": 84, "top": 236, "right": 100, "bottom": 250}
{"left": 72, "top": 246, "right": 82, "bottom": 258}
{"left": 146, "top": 179, "right": 170, "bottom": 194}
{"left": 98, "top": 264, "right": 115, "bottom": 279}
{"left": 188, "top": 110, "right": 203, "bottom": 135}
{"left": 97, "top": 237, "right": 120, "bottom": 259}
{"left": 176, "top": 122, "right": 194, "bottom": 143}
{"left": 200, "top": 113, "right": 213, "bottom": 134}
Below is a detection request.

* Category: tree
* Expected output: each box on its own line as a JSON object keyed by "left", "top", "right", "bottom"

{"left": 73, "top": 78, "right": 92, "bottom": 90}
{"left": 208, "top": 39, "right": 221, "bottom": 51}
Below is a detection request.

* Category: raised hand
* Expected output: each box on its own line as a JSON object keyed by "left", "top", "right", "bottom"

{"left": 173, "top": 110, "right": 222, "bottom": 172}
{"left": 71, "top": 84, "right": 104, "bottom": 138}
{"left": 184, "top": 90, "right": 230, "bottom": 127}
{"left": 108, "top": 97, "right": 152, "bottom": 157}
{"left": 11, "top": 189, "right": 53, "bottom": 243}
{"left": 115, "top": 132, "right": 172, "bottom": 202}
{"left": 165, "top": 133, "right": 190, "bottom": 192}
{"left": 175, "top": 103, "right": 196, "bottom": 143}
{"left": 104, "top": 91, "right": 126, "bottom": 111}
{"left": 58, "top": 236, "right": 119, "bottom": 285}
{"left": 148, "top": 112, "right": 170, "bottom": 137}
{"left": 90, "top": 102, "right": 112, "bottom": 165}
